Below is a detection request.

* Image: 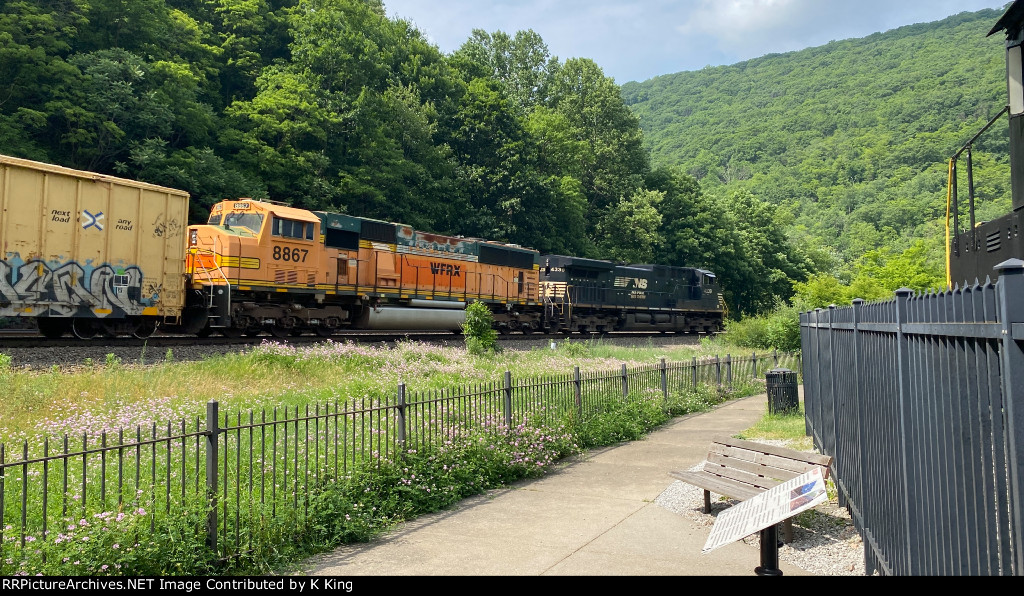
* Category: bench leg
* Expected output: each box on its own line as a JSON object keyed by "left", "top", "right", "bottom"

{"left": 703, "top": 490, "right": 711, "bottom": 514}
{"left": 783, "top": 519, "right": 794, "bottom": 543}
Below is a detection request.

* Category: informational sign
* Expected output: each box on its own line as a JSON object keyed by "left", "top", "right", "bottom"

{"left": 702, "top": 467, "right": 828, "bottom": 554}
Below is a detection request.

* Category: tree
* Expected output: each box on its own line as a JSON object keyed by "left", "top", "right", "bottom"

{"left": 598, "top": 189, "right": 664, "bottom": 263}
{"left": 450, "top": 29, "right": 559, "bottom": 114}
{"left": 546, "top": 58, "right": 649, "bottom": 229}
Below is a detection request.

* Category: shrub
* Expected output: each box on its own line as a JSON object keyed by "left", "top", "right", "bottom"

{"left": 462, "top": 301, "right": 498, "bottom": 355}
{"left": 572, "top": 398, "right": 669, "bottom": 448}
{"left": 724, "top": 304, "right": 800, "bottom": 352}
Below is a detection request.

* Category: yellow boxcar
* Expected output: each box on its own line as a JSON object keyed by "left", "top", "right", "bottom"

{"left": 0, "top": 155, "right": 190, "bottom": 338}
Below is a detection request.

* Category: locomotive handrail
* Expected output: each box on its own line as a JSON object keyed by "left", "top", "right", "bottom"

{"left": 188, "top": 243, "right": 231, "bottom": 311}
{"left": 946, "top": 105, "right": 1010, "bottom": 287}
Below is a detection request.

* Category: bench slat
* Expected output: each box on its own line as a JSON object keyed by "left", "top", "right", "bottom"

{"left": 704, "top": 451, "right": 809, "bottom": 484}
{"left": 669, "top": 469, "right": 765, "bottom": 501}
{"left": 707, "top": 446, "right": 830, "bottom": 479}
{"left": 711, "top": 436, "right": 832, "bottom": 468}
{"left": 700, "top": 461, "right": 784, "bottom": 491}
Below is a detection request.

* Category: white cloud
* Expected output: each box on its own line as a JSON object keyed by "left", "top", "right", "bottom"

{"left": 384, "top": 0, "right": 1008, "bottom": 82}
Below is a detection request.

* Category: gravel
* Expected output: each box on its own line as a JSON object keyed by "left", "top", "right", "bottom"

{"left": 655, "top": 442, "right": 872, "bottom": 576}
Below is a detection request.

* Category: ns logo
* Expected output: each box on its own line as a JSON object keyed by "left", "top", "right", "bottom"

{"left": 614, "top": 276, "right": 648, "bottom": 289}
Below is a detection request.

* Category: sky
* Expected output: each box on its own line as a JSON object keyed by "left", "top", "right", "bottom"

{"left": 382, "top": 0, "right": 1010, "bottom": 84}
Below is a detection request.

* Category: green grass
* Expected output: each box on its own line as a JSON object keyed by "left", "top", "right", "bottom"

{"left": 0, "top": 336, "right": 800, "bottom": 577}
{"left": 736, "top": 404, "right": 813, "bottom": 451}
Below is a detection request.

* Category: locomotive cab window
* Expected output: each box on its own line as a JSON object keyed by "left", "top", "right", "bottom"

{"left": 223, "top": 212, "right": 264, "bottom": 234}
{"left": 272, "top": 216, "right": 314, "bottom": 241}
{"left": 207, "top": 213, "right": 222, "bottom": 226}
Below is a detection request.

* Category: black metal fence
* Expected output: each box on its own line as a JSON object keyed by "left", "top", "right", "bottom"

{"left": 800, "top": 259, "right": 1024, "bottom": 576}
{"left": 0, "top": 350, "right": 797, "bottom": 570}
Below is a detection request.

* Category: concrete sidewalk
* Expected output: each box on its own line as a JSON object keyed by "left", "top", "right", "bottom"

{"left": 300, "top": 392, "right": 813, "bottom": 577}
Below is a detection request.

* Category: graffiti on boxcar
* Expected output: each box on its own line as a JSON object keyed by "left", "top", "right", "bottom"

{"left": 151, "top": 213, "right": 181, "bottom": 239}
{"left": 0, "top": 258, "right": 154, "bottom": 317}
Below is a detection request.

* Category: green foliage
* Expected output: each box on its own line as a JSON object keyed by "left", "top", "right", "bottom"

{"left": 598, "top": 189, "right": 664, "bottom": 263}
{"left": 725, "top": 304, "right": 802, "bottom": 352}
{"left": 8, "top": 494, "right": 216, "bottom": 576}
{"left": 792, "top": 240, "right": 945, "bottom": 309}
{"left": 3, "top": 0, "right": 986, "bottom": 317}
{"left": 104, "top": 353, "right": 121, "bottom": 369}
{"left": 462, "top": 301, "right": 498, "bottom": 355}
{"left": 623, "top": 8, "right": 1007, "bottom": 281}
{"left": 570, "top": 398, "right": 669, "bottom": 449}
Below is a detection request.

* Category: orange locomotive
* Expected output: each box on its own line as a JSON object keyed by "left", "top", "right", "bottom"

{"left": 183, "top": 199, "right": 542, "bottom": 337}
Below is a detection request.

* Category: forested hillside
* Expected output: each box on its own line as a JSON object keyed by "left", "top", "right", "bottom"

{"left": 1, "top": 0, "right": 818, "bottom": 315}
{"left": 2, "top": 1, "right": 1004, "bottom": 318}
{"left": 622, "top": 8, "right": 1009, "bottom": 292}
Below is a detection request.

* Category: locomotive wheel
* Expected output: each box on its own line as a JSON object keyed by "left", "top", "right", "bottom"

{"left": 269, "top": 325, "right": 291, "bottom": 339}
{"left": 314, "top": 326, "right": 334, "bottom": 338}
{"left": 37, "top": 318, "right": 70, "bottom": 339}
{"left": 71, "top": 319, "right": 98, "bottom": 340}
{"left": 196, "top": 325, "right": 213, "bottom": 338}
{"left": 221, "top": 327, "right": 244, "bottom": 339}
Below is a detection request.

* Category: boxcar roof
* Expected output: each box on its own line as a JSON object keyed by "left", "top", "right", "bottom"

{"left": 0, "top": 154, "right": 191, "bottom": 197}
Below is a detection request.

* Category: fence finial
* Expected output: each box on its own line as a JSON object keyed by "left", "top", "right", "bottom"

{"left": 994, "top": 258, "right": 1024, "bottom": 273}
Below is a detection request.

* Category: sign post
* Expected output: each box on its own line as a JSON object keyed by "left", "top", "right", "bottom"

{"left": 702, "top": 467, "right": 829, "bottom": 575}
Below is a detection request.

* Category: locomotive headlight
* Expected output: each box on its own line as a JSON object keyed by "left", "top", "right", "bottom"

{"left": 190, "top": 229, "right": 198, "bottom": 246}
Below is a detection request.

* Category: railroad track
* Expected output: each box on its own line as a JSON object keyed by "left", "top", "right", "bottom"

{"left": 0, "top": 329, "right": 698, "bottom": 350}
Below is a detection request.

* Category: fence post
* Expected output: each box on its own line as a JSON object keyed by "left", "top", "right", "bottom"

{"left": 715, "top": 356, "right": 722, "bottom": 390}
{"left": 850, "top": 299, "right": 866, "bottom": 516}
{"left": 752, "top": 352, "right": 758, "bottom": 379}
{"left": 574, "top": 366, "right": 582, "bottom": 418}
{"left": 894, "top": 288, "right": 919, "bottom": 574}
{"left": 621, "top": 363, "right": 629, "bottom": 399}
{"left": 660, "top": 358, "right": 668, "bottom": 404}
{"left": 811, "top": 309, "right": 823, "bottom": 443}
{"left": 692, "top": 357, "right": 698, "bottom": 389}
{"left": 205, "top": 400, "right": 219, "bottom": 554}
{"left": 725, "top": 354, "right": 732, "bottom": 389}
{"left": 995, "top": 259, "right": 1024, "bottom": 573}
{"left": 503, "top": 371, "right": 513, "bottom": 429}
{"left": 396, "top": 384, "right": 406, "bottom": 453}
{"left": 773, "top": 349, "right": 779, "bottom": 367}
{"left": 828, "top": 305, "right": 840, "bottom": 461}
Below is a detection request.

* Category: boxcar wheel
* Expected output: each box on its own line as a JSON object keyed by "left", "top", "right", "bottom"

{"left": 72, "top": 319, "right": 98, "bottom": 340}
{"left": 132, "top": 319, "right": 157, "bottom": 339}
{"left": 37, "top": 318, "right": 69, "bottom": 339}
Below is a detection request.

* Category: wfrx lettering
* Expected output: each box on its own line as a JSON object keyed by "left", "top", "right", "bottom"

{"left": 429, "top": 262, "right": 460, "bottom": 277}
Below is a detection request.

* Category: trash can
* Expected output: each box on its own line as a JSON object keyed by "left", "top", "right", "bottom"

{"left": 765, "top": 368, "right": 799, "bottom": 415}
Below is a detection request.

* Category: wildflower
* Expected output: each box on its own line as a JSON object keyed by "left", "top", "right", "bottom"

{"left": 113, "top": 544, "right": 120, "bottom": 550}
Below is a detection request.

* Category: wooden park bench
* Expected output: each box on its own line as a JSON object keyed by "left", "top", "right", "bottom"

{"left": 669, "top": 436, "right": 833, "bottom": 543}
